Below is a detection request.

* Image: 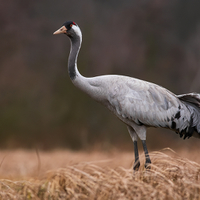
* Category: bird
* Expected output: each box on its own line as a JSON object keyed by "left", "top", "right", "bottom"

{"left": 53, "top": 21, "right": 200, "bottom": 170}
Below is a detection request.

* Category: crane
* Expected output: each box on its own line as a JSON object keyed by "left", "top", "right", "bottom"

{"left": 53, "top": 21, "right": 200, "bottom": 170}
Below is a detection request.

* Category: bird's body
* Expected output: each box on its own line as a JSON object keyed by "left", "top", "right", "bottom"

{"left": 75, "top": 73, "right": 200, "bottom": 139}
{"left": 54, "top": 21, "right": 200, "bottom": 170}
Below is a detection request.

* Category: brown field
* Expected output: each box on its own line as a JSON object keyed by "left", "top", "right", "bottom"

{"left": 0, "top": 148, "right": 200, "bottom": 199}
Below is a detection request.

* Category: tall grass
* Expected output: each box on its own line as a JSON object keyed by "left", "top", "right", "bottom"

{"left": 0, "top": 149, "right": 200, "bottom": 199}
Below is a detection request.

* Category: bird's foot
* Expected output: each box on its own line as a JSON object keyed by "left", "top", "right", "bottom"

{"left": 145, "top": 159, "right": 151, "bottom": 170}
{"left": 133, "top": 160, "right": 140, "bottom": 171}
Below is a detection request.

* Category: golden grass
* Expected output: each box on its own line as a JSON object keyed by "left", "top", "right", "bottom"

{"left": 0, "top": 149, "right": 200, "bottom": 199}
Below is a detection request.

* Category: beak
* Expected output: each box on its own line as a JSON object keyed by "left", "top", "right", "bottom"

{"left": 53, "top": 26, "right": 67, "bottom": 35}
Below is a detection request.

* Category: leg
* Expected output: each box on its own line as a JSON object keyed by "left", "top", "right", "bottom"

{"left": 133, "top": 141, "right": 140, "bottom": 170}
{"left": 142, "top": 140, "right": 151, "bottom": 169}
{"left": 127, "top": 126, "right": 140, "bottom": 170}
{"left": 131, "top": 124, "right": 151, "bottom": 169}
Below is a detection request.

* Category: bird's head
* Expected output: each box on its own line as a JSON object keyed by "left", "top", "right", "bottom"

{"left": 53, "top": 21, "right": 81, "bottom": 39}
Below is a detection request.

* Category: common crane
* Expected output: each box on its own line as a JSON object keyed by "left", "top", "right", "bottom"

{"left": 54, "top": 21, "right": 200, "bottom": 170}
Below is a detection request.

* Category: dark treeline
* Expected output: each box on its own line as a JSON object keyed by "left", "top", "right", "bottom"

{"left": 0, "top": 0, "right": 200, "bottom": 150}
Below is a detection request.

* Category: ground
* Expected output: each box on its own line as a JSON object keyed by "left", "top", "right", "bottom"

{"left": 0, "top": 148, "right": 200, "bottom": 199}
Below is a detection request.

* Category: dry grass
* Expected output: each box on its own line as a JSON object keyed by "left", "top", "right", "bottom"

{"left": 0, "top": 149, "right": 200, "bottom": 199}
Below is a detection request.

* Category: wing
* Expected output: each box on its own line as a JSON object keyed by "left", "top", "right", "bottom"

{"left": 105, "top": 76, "right": 191, "bottom": 132}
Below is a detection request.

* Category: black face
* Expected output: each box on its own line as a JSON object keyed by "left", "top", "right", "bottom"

{"left": 63, "top": 21, "right": 77, "bottom": 31}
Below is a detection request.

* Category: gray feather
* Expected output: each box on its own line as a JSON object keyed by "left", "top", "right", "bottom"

{"left": 90, "top": 75, "right": 200, "bottom": 140}
{"left": 177, "top": 93, "right": 200, "bottom": 137}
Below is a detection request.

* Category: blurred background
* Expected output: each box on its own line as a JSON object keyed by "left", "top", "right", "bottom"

{"left": 0, "top": 0, "right": 200, "bottom": 151}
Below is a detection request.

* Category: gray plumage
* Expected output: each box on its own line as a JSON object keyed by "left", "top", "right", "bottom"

{"left": 54, "top": 21, "right": 200, "bottom": 170}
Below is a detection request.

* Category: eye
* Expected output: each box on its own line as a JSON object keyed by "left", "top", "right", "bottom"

{"left": 70, "top": 24, "right": 73, "bottom": 27}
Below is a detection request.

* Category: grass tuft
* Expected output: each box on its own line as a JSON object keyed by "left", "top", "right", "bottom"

{"left": 0, "top": 149, "right": 200, "bottom": 199}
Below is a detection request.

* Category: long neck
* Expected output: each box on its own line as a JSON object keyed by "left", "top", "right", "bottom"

{"left": 67, "top": 33, "right": 104, "bottom": 102}
{"left": 68, "top": 35, "right": 82, "bottom": 80}
{"left": 68, "top": 32, "right": 97, "bottom": 98}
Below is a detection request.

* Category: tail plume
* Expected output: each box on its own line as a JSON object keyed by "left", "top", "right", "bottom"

{"left": 178, "top": 93, "right": 200, "bottom": 107}
{"left": 178, "top": 93, "right": 200, "bottom": 138}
